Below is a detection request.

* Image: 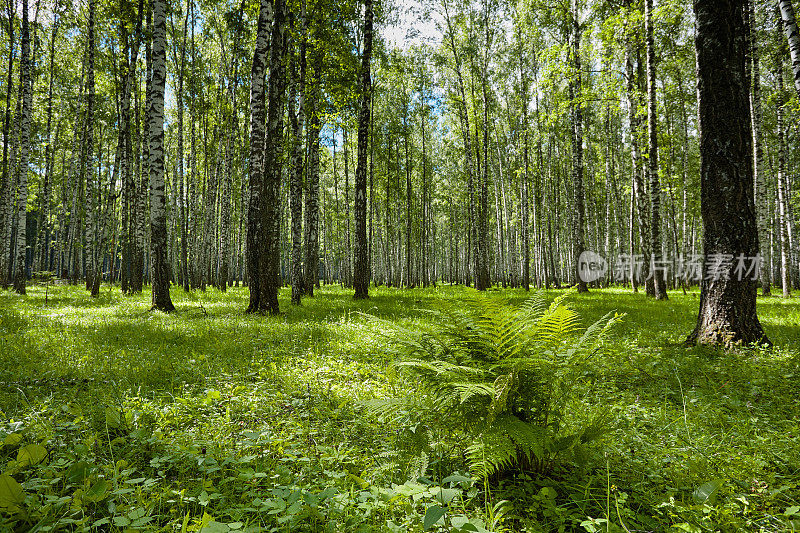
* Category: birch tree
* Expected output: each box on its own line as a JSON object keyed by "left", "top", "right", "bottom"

{"left": 148, "top": 0, "right": 175, "bottom": 311}
{"left": 354, "top": 0, "right": 373, "bottom": 299}
{"left": 687, "top": 0, "right": 767, "bottom": 346}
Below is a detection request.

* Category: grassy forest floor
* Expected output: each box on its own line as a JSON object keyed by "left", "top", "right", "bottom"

{"left": 0, "top": 283, "right": 799, "bottom": 532}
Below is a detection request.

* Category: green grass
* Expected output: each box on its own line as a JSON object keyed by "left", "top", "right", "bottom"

{"left": 0, "top": 282, "right": 798, "bottom": 532}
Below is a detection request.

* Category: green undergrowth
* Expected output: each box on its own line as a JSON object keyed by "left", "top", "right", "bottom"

{"left": 0, "top": 283, "right": 798, "bottom": 532}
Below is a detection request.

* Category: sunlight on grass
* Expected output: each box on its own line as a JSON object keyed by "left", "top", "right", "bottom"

{"left": 0, "top": 282, "right": 798, "bottom": 531}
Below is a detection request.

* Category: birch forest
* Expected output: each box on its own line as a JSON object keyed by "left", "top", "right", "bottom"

{"left": 1, "top": 0, "right": 799, "bottom": 530}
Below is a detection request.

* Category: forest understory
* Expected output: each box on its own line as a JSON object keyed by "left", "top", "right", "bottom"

{"left": 1, "top": 283, "right": 799, "bottom": 532}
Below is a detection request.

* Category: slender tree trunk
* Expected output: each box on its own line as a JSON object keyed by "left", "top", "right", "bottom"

{"left": 748, "top": 0, "right": 770, "bottom": 295}
{"left": 776, "top": 62, "right": 792, "bottom": 298}
{"left": 646, "top": 0, "right": 667, "bottom": 299}
{"left": 687, "top": 0, "right": 768, "bottom": 347}
{"left": 442, "top": 0, "right": 479, "bottom": 289}
{"left": 84, "top": 0, "right": 99, "bottom": 296}
{"left": 303, "top": 52, "right": 321, "bottom": 296}
{"left": 289, "top": 8, "right": 306, "bottom": 304}
{"left": 148, "top": 0, "right": 174, "bottom": 311}
{"left": 173, "top": 0, "right": 189, "bottom": 292}
{"left": 12, "top": 0, "right": 32, "bottom": 294}
{"left": 624, "top": 0, "right": 652, "bottom": 294}
{"left": 570, "top": 0, "right": 587, "bottom": 293}
{"left": 520, "top": 47, "right": 530, "bottom": 291}
{"left": 36, "top": 17, "right": 59, "bottom": 274}
{"left": 0, "top": 0, "right": 15, "bottom": 289}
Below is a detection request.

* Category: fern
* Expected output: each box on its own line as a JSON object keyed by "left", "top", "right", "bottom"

{"left": 364, "top": 294, "right": 623, "bottom": 480}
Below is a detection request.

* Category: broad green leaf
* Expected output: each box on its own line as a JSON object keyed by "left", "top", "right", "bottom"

{"left": 84, "top": 479, "right": 109, "bottom": 502}
{"left": 0, "top": 474, "right": 23, "bottom": 508}
{"left": 16, "top": 443, "right": 48, "bottom": 466}
{"left": 200, "top": 521, "right": 230, "bottom": 533}
{"left": 105, "top": 407, "right": 121, "bottom": 428}
{"left": 433, "top": 487, "right": 460, "bottom": 505}
{"left": 65, "top": 461, "right": 93, "bottom": 483}
{"left": 442, "top": 474, "right": 473, "bottom": 486}
{"left": 423, "top": 504, "right": 447, "bottom": 530}
{"left": 3, "top": 433, "right": 22, "bottom": 446}
{"left": 692, "top": 480, "right": 722, "bottom": 504}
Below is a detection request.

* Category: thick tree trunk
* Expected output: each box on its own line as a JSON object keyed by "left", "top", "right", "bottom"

{"left": 353, "top": 0, "right": 372, "bottom": 299}
{"left": 646, "top": 0, "right": 667, "bottom": 299}
{"left": 148, "top": 0, "right": 174, "bottom": 311}
{"left": 687, "top": 0, "right": 768, "bottom": 347}
{"left": 245, "top": 0, "right": 273, "bottom": 312}
{"left": 256, "top": 0, "right": 288, "bottom": 315}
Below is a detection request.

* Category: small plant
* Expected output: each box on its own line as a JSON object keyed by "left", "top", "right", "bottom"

{"left": 365, "top": 293, "right": 623, "bottom": 479}
{"left": 32, "top": 271, "right": 55, "bottom": 305}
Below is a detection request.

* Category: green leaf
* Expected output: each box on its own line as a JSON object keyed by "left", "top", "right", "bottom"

{"left": 785, "top": 506, "right": 800, "bottom": 516}
{"left": 423, "top": 504, "right": 447, "bottom": 530}
{"left": 0, "top": 474, "right": 24, "bottom": 508}
{"left": 84, "top": 479, "right": 109, "bottom": 502}
{"left": 433, "top": 487, "right": 460, "bottom": 505}
{"left": 105, "top": 407, "right": 121, "bottom": 428}
{"left": 671, "top": 524, "right": 701, "bottom": 533}
{"left": 692, "top": 480, "right": 722, "bottom": 504}
{"left": 441, "top": 474, "right": 473, "bottom": 486}
{"left": 65, "top": 461, "right": 93, "bottom": 483}
{"left": 3, "top": 433, "right": 22, "bottom": 446}
{"left": 200, "top": 521, "right": 230, "bottom": 533}
{"left": 16, "top": 443, "right": 48, "bottom": 466}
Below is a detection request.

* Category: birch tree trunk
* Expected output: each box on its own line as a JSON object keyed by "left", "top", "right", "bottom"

{"left": 624, "top": 0, "right": 652, "bottom": 295}
{"left": 779, "top": 0, "right": 800, "bottom": 98}
{"left": 84, "top": 0, "right": 98, "bottom": 296}
{"left": 36, "top": 16, "right": 59, "bottom": 274}
{"left": 12, "top": 0, "right": 32, "bottom": 294}
{"left": 245, "top": 0, "right": 273, "bottom": 312}
{"left": 442, "top": 0, "right": 478, "bottom": 288}
{"left": 0, "top": 0, "right": 14, "bottom": 288}
{"left": 570, "top": 0, "right": 587, "bottom": 293}
{"left": 256, "top": 0, "right": 288, "bottom": 315}
{"left": 148, "top": 0, "right": 174, "bottom": 311}
{"left": 646, "top": 0, "right": 667, "bottom": 299}
{"left": 288, "top": 8, "right": 306, "bottom": 304}
{"left": 687, "top": 0, "right": 768, "bottom": 346}
{"left": 776, "top": 62, "right": 792, "bottom": 298}
{"left": 303, "top": 53, "right": 322, "bottom": 296}
{"left": 748, "top": 0, "right": 770, "bottom": 295}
